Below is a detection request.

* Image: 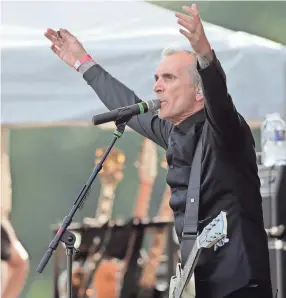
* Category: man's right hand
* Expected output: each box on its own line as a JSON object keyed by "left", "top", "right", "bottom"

{"left": 44, "top": 28, "right": 89, "bottom": 68}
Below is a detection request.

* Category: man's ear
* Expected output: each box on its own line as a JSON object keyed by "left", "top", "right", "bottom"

{"left": 195, "top": 85, "right": 204, "bottom": 102}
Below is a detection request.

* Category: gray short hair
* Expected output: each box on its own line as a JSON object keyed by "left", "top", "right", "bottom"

{"left": 161, "top": 48, "right": 202, "bottom": 87}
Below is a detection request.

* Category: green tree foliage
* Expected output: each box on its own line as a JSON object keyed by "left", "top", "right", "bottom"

{"left": 149, "top": 1, "right": 286, "bottom": 45}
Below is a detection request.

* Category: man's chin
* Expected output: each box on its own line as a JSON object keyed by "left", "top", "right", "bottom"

{"left": 158, "top": 110, "right": 167, "bottom": 120}
{"left": 158, "top": 111, "right": 176, "bottom": 123}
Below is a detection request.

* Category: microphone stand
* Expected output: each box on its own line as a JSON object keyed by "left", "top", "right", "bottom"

{"left": 37, "top": 118, "right": 131, "bottom": 298}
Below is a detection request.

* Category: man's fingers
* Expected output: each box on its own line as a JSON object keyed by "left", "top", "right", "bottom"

{"left": 191, "top": 3, "right": 199, "bottom": 15}
{"left": 44, "top": 32, "right": 54, "bottom": 41}
{"left": 179, "top": 28, "right": 193, "bottom": 40}
{"left": 51, "top": 44, "right": 62, "bottom": 56}
{"left": 45, "top": 28, "right": 61, "bottom": 41}
{"left": 177, "top": 18, "right": 195, "bottom": 33}
{"left": 175, "top": 12, "right": 193, "bottom": 24}
{"left": 44, "top": 28, "right": 65, "bottom": 50}
{"left": 59, "top": 28, "right": 77, "bottom": 42}
{"left": 46, "top": 28, "right": 58, "bottom": 37}
{"left": 45, "top": 34, "right": 63, "bottom": 48}
{"left": 182, "top": 4, "right": 200, "bottom": 22}
{"left": 54, "top": 39, "right": 63, "bottom": 48}
{"left": 63, "top": 29, "right": 74, "bottom": 36}
{"left": 44, "top": 30, "right": 62, "bottom": 43}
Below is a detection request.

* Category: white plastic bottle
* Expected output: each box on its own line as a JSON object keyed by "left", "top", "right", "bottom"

{"left": 261, "top": 113, "right": 286, "bottom": 167}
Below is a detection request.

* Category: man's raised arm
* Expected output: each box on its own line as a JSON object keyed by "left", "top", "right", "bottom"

{"left": 175, "top": 4, "right": 245, "bottom": 151}
{"left": 44, "top": 28, "right": 171, "bottom": 149}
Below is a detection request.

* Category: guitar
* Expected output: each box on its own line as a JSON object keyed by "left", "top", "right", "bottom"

{"left": 85, "top": 147, "right": 125, "bottom": 298}
{"left": 91, "top": 138, "right": 158, "bottom": 298}
{"left": 57, "top": 147, "right": 125, "bottom": 298}
{"left": 133, "top": 138, "right": 158, "bottom": 218}
{"left": 169, "top": 211, "right": 229, "bottom": 298}
{"left": 137, "top": 155, "right": 172, "bottom": 298}
{"left": 119, "top": 138, "right": 158, "bottom": 297}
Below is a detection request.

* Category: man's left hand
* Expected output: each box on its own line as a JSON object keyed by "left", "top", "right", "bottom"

{"left": 175, "top": 4, "right": 212, "bottom": 58}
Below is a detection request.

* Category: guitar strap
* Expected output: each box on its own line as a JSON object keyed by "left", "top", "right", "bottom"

{"left": 180, "top": 123, "right": 205, "bottom": 267}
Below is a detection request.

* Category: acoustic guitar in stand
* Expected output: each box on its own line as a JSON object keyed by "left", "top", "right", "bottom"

{"left": 137, "top": 154, "right": 173, "bottom": 298}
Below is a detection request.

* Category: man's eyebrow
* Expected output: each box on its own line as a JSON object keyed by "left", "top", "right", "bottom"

{"left": 154, "top": 73, "right": 176, "bottom": 81}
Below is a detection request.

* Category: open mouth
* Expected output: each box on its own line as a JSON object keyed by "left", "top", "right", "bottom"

{"left": 160, "top": 100, "right": 167, "bottom": 106}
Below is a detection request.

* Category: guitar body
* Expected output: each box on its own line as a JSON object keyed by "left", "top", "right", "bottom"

{"left": 169, "top": 264, "right": 182, "bottom": 298}
{"left": 93, "top": 259, "right": 122, "bottom": 298}
{"left": 169, "top": 264, "right": 196, "bottom": 298}
{"left": 169, "top": 211, "right": 229, "bottom": 298}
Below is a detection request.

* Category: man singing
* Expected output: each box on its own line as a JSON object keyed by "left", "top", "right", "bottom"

{"left": 44, "top": 4, "right": 273, "bottom": 298}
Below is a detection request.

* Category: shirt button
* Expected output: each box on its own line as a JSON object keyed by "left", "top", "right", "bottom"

{"left": 172, "top": 188, "right": 177, "bottom": 193}
{"left": 171, "top": 141, "right": 176, "bottom": 146}
{"left": 170, "top": 165, "right": 174, "bottom": 169}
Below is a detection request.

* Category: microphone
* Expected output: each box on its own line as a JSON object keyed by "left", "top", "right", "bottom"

{"left": 265, "top": 225, "right": 286, "bottom": 239}
{"left": 92, "top": 99, "right": 161, "bottom": 125}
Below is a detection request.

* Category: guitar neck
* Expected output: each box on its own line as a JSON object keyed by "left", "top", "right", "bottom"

{"left": 95, "top": 185, "right": 116, "bottom": 224}
{"left": 139, "top": 185, "right": 172, "bottom": 288}
{"left": 174, "top": 240, "right": 202, "bottom": 298}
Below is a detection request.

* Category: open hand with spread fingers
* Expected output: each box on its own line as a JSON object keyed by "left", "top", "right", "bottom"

{"left": 175, "top": 3, "right": 212, "bottom": 58}
{"left": 44, "top": 28, "right": 89, "bottom": 68}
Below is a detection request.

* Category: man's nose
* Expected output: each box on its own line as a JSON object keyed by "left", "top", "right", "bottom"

{"left": 153, "top": 80, "right": 164, "bottom": 93}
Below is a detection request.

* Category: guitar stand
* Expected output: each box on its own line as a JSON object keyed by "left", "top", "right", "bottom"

{"left": 52, "top": 218, "right": 176, "bottom": 298}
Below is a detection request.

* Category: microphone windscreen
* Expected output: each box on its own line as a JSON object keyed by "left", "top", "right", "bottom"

{"left": 147, "top": 99, "right": 161, "bottom": 111}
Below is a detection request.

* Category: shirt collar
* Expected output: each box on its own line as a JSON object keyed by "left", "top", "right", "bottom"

{"left": 175, "top": 108, "right": 206, "bottom": 134}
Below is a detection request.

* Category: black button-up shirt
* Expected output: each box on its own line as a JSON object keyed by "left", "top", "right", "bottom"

{"left": 83, "top": 52, "right": 272, "bottom": 298}
{"left": 166, "top": 108, "right": 205, "bottom": 231}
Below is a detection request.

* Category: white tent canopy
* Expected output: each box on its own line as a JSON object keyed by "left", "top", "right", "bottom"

{"left": 2, "top": 0, "right": 286, "bottom": 125}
